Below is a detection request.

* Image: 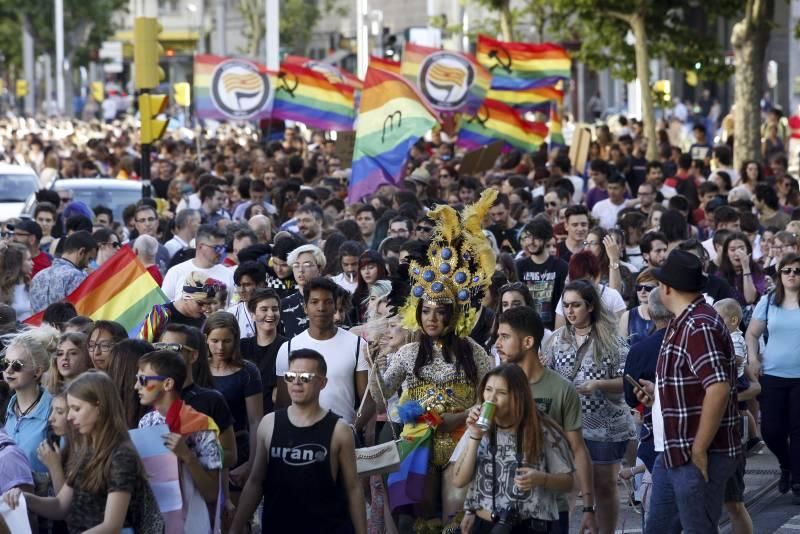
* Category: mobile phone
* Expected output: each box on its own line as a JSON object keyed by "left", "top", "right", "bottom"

{"left": 624, "top": 374, "right": 652, "bottom": 402}
{"left": 46, "top": 426, "right": 60, "bottom": 447}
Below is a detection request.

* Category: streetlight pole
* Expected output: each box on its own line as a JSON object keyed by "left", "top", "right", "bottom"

{"left": 265, "top": 0, "right": 278, "bottom": 71}
{"left": 356, "top": 0, "right": 368, "bottom": 78}
{"left": 55, "top": 0, "right": 65, "bottom": 114}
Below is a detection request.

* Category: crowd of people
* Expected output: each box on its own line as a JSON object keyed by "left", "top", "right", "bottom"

{"left": 0, "top": 105, "right": 797, "bottom": 534}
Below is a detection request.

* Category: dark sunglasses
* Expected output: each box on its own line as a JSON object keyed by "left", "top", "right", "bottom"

{"left": 0, "top": 231, "right": 14, "bottom": 238}
{"left": 136, "top": 374, "right": 167, "bottom": 386}
{"left": 0, "top": 358, "right": 25, "bottom": 372}
{"left": 636, "top": 284, "right": 656, "bottom": 292}
{"left": 284, "top": 371, "right": 318, "bottom": 384}
{"left": 153, "top": 342, "right": 197, "bottom": 352}
{"left": 545, "top": 202, "right": 559, "bottom": 207}
{"left": 781, "top": 268, "right": 800, "bottom": 275}
{"left": 102, "top": 241, "right": 121, "bottom": 249}
{"left": 416, "top": 225, "right": 434, "bottom": 232}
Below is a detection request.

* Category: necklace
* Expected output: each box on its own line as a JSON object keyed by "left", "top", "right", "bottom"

{"left": 15, "top": 387, "right": 44, "bottom": 419}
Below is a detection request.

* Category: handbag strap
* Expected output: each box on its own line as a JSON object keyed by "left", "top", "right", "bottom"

{"left": 357, "top": 359, "right": 399, "bottom": 442}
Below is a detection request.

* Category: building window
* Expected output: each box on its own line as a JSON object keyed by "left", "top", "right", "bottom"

{"left": 158, "top": 0, "right": 179, "bottom": 14}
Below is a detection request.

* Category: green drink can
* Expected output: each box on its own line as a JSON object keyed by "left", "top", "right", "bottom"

{"left": 475, "top": 401, "right": 496, "bottom": 431}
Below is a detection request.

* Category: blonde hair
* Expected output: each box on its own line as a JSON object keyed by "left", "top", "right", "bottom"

{"left": 3, "top": 325, "right": 60, "bottom": 375}
{"left": 45, "top": 332, "right": 90, "bottom": 394}
{"left": 713, "top": 298, "right": 742, "bottom": 325}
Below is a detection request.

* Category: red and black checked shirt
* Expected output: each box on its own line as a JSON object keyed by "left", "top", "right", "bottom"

{"left": 656, "top": 296, "right": 741, "bottom": 468}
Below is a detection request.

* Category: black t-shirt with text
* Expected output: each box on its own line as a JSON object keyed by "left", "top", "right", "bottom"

{"left": 515, "top": 255, "right": 568, "bottom": 330}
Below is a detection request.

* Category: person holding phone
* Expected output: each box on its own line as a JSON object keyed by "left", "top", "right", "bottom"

{"left": 452, "top": 364, "right": 575, "bottom": 534}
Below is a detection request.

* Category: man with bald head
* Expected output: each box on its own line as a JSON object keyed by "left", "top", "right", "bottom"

{"left": 249, "top": 214, "right": 272, "bottom": 244}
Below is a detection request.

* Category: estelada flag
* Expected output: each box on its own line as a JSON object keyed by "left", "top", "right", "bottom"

{"left": 24, "top": 246, "right": 168, "bottom": 336}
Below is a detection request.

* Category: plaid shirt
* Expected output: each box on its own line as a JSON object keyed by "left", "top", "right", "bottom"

{"left": 657, "top": 296, "right": 741, "bottom": 468}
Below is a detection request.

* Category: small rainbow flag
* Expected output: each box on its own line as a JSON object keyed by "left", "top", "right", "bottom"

{"left": 457, "top": 98, "right": 548, "bottom": 153}
{"left": 401, "top": 42, "right": 489, "bottom": 115}
{"left": 369, "top": 56, "right": 401, "bottom": 76}
{"left": 194, "top": 54, "right": 276, "bottom": 121}
{"left": 24, "top": 246, "right": 168, "bottom": 335}
{"left": 487, "top": 85, "right": 563, "bottom": 112}
{"left": 272, "top": 62, "right": 356, "bottom": 131}
{"left": 477, "top": 34, "right": 570, "bottom": 90}
{"left": 349, "top": 68, "right": 439, "bottom": 202}
{"left": 549, "top": 94, "right": 565, "bottom": 146}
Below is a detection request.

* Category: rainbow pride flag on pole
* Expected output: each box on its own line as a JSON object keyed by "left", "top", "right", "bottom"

{"left": 477, "top": 35, "right": 570, "bottom": 90}
{"left": 24, "top": 246, "right": 168, "bottom": 335}
{"left": 283, "top": 55, "right": 363, "bottom": 91}
{"left": 272, "top": 62, "right": 356, "bottom": 131}
{"left": 549, "top": 94, "right": 565, "bottom": 146}
{"left": 194, "top": 54, "right": 276, "bottom": 121}
{"left": 401, "top": 43, "right": 490, "bottom": 115}
{"left": 348, "top": 68, "right": 439, "bottom": 202}
{"left": 457, "top": 98, "right": 548, "bottom": 153}
{"left": 487, "top": 85, "right": 563, "bottom": 112}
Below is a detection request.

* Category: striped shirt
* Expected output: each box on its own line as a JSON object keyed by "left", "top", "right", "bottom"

{"left": 657, "top": 297, "right": 741, "bottom": 468}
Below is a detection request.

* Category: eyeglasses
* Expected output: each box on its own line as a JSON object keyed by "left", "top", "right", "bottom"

{"left": 582, "top": 241, "right": 601, "bottom": 247}
{"left": 0, "top": 358, "right": 24, "bottom": 372}
{"left": 439, "top": 174, "right": 450, "bottom": 179}
{"left": 636, "top": 284, "right": 656, "bottom": 292}
{"left": 0, "top": 231, "right": 14, "bottom": 238}
{"left": 135, "top": 216, "right": 157, "bottom": 224}
{"left": 292, "top": 261, "right": 316, "bottom": 271}
{"left": 153, "top": 342, "right": 197, "bottom": 352}
{"left": 88, "top": 341, "right": 114, "bottom": 353}
{"left": 416, "top": 226, "right": 434, "bottom": 232}
{"left": 136, "top": 374, "right": 167, "bottom": 387}
{"left": 284, "top": 371, "right": 318, "bottom": 384}
{"left": 781, "top": 267, "right": 800, "bottom": 275}
{"left": 101, "top": 241, "right": 121, "bottom": 249}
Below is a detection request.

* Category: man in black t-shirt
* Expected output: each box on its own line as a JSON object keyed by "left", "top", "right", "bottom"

{"left": 488, "top": 193, "right": 526, "bottom": 253}
{"left": 516, "top": 219, "right": 568, "bottom": 330}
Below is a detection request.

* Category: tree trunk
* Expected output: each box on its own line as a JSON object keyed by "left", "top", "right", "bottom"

{"left": 731, "top": 0, "right": 774, "bottom": 168}
{"left": 499, "top": 0, "right": 514, "bottom": 41}
{"left": 630, "top": 13, "right": 658, "bottom": 161}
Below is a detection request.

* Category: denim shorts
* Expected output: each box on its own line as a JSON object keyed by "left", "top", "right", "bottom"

{"left": 585, "top": 439, "right": 628, "bottom": 464}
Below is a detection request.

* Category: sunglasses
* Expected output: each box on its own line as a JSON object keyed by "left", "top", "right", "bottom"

{"left": 416, "top": 226, "right": 434, "bottom": 232}
{"left": 153, "top": 342, "right": 197, "bottom": 352}
{"left": 200, "top": 243, "right": 227, "bottom": 256}
{"left": 0, "top": 231, "right": 14, "bottom": 238}
{"left": 545, "top": 201, "right": 559, "bottom": 207}
{"left": 136, "top": 374, "right": 167, "bottom": 386}
{"left": 781, "top": 267, "right": 800, "bottom": 275}
{"left": 102, "top": 241, "right": 121, "bottom": 249}
{"left": 0, "top": 358, "right": 24, "bottom": 372}
{"left": 284, "top": 371, "right": 318, "bottom": 384}
{"left": 636, "top": 284, "right": 656, "bottom": 292}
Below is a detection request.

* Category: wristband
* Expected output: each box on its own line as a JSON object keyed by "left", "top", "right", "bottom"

{"left": 742, "top": 272, "right": 752, "bottom": 277}
{"left": 582, "top": 505, "right": 596, "bottom": 513}
{"left": 469, "top": 434, "right": 482, "bottom": 441}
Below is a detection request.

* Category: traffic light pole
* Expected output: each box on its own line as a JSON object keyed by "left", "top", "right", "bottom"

{"left": 140, "top": 88, "right": 152, "bottom": 197}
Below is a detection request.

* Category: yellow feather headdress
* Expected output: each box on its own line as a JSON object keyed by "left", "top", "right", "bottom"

{"left": 399, "top": 189, "right": 498, "bottom": 337}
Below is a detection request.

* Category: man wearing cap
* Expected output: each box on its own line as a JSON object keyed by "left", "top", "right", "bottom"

{"left": 636, "top": 250, "right": 740, "bottom": 533}
{"left": 135, "top": 272, "right": 221, "bottom": 342}
{"left": 11, "top": 220, "right": 51, "bottom": 277}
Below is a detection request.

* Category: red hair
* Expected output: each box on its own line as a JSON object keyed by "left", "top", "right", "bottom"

{"left": 568, "top": 250, "right": 600, "bottom": 281}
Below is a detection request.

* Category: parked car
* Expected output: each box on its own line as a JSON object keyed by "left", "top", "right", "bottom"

{"left": 0, "top": 164, "right": 39, "bottom": 221}
{"left": 22, "top": 178, "right": 146, "bottom": 222}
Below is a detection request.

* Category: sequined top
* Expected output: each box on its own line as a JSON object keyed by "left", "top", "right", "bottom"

{"left": 373, "top": 336, "right": 493, "bottom": 415}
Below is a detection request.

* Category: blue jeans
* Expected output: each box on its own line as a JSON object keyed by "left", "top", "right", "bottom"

{"left": 645, "top": 452, "right": 738, "bottom": 534}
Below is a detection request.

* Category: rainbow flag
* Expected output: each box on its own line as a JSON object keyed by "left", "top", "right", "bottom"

{"left": 283, "top": 55, "right": 363, "bottom": 91}
{"left": 477, "top": 34, "right": 570, "bottom": 90}
{"left": 24, "top": 246, "right": 168, "bottom": 336}
{"left": 194, "top": 54, "right": 276, "bottom": 121}
{"left": 272, "top": 62, "right": 356, "bottom": 131}
{"left": 549, "top": 95, "right": 565, "bottom": 146}
{"left": 457, "top": 98, "right": 548, "bottom": 153}
{"left": 487, "top": 85, "right": 563, "bottom": 112}
{"left": 401, "top": 43, "right": 489, "bottom": 115}
{"left": 369, "top": 56, "right": 402, "bottom": 76}
{"left": 349, "top": 68, "right": 439, "bottom": 202}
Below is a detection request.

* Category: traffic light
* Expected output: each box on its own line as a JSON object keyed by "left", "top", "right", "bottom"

{"left": 15, "top": 80, "right": 27, "bottom": 97}
{"left": 173, "top": 82, "right": 191, "bottom": 107}
{"left": 134, "top": 17, "right": 165, "bottom": 90}
{"left": 91, "top": 82, "right": 104, "bottom": 102}
{"left": 139, "top": 93, "right": 168, "bottom": 144}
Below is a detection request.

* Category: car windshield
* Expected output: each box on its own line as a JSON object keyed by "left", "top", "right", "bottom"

{"left": 0, "top": 174, "right": 38, "bottom": 202}
{"left": 57, "top": 185, "right": 141, "bottom": 220}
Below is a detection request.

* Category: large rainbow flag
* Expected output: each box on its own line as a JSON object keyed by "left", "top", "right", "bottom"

{"left": 348, "top": 68, "right": 439, "bottom": 202}
{"left": 457, "top": 98, "right": 548, "bottom": 153}
{"left": 272, "top": 62, "right": 356, "bottom": 131}
{"left": 477, "top": 35, "right": 570, "bottom": 90}
{"left": 194, "top": 54, "right": 276, "bottom": 121}
{"left": 401, "top": 43, "right": 489, "bottom": 115}
{"left": 24, "top": 246, "right": 168, "bottom": 336}
{"left": 283, "top": 55, "right": 363, "bottom": 91}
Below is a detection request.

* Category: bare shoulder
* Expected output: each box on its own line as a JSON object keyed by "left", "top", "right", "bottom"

{"left": 332, "top": 420, "right": 356, "bottom": 449}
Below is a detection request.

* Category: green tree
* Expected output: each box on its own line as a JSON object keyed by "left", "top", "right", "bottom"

{"left": 238, "top": 0, "right": 347, "bottom": 58}
{"left": 732, "top": 0, "right": 775, "bottom": 168}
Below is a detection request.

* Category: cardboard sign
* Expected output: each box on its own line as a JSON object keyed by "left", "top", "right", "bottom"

{"left": 569, "top": 124, "right": 593, "bottom": 175}
{"left": 459, "top": 140, "right": 504, "bottom": 176}
{"left": 334, "top": 131, "right": 357, "bottom": 169}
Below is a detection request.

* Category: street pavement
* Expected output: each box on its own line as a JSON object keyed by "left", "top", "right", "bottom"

{"left": 568, "top": 449, "right": 786, "bottom": 533}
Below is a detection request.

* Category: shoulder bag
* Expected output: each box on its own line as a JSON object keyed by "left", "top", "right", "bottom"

{"left": 353, "top": 361, "right": 401, "bottom": 477}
